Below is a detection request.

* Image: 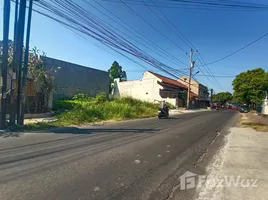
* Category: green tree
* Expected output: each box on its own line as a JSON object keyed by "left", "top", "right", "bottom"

{"left": 232, "top": 68, "right": 268, "bottom": 104}
{"left": 108, "top": 61, "right": 127, "bottom": 93}
{"left": 212, "top": 92, "right": 233, "bottom": 105}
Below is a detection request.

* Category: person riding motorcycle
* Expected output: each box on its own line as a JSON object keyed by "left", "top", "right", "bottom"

{"left": 160, "top": 100, "right": 169, "bottom": 116}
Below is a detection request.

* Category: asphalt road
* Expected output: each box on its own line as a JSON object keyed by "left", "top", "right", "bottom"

{"left": 0, "top": 110, "right": 237, "bottom": 200}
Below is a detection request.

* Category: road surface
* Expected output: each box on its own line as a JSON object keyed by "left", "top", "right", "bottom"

{"left": 0, "top": 110, "right": 237, "bottom": 200}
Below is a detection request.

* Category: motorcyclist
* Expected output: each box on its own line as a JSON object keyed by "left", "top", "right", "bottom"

{"left": 160, "top": 100, "right": 169, "bottom": 116}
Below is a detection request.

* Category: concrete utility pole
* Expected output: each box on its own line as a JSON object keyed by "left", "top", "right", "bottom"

{"left": 9, "top": 0, "right": 19, "bottom": 126}
{"left": 210, "top": 88, "right": 213, "bottom": 106}
{"left": 186, "top": 49, "right": 196, "bottom": 110}
{"left": 19, "top": 0, "right": 34, "bottom": 125}
{"left": 15, "top": 0, "right": 27, "bottom": 125}
{"left": 1, "top": 0, "right": 11, "bottom": 129}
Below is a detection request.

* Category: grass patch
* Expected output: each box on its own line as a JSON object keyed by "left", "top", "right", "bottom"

{"left": 55, "top": 96, "right": 159, "bottom": 125}
{"left": 23, "top": 122, "right": 60, "bottom": 131}
{"left": 241, "top": 122, "right": 266, "bottom": 131}
{"left": 17, "top": 94, "right": 162, "bottom": 131}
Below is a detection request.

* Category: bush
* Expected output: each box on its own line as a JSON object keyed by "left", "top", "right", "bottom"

{"left": 166, "top": 102, "right": 176, "bottom": 109}
{"left": 72, "top": 93, "right": 91, "bottom": 100}
{"left": 95, "top": 92, "right": 108, "bottom": 103}
{"left": 53, "top": 99, "right": 74, "bottom": 110}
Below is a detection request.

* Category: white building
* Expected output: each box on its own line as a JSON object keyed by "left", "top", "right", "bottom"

{"left": 112, "top": 71, "right": 197, "bottom": 107}
{"left": 261, "top": 93, "right": 268, "bottom": 115}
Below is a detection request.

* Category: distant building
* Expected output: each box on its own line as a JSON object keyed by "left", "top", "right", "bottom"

{"left": 112, "top": 71, "right": 197, "bottom": 107}
{"left": 177, "top": 75, "right": 210, "bottom": 108}
{"left": 43, "top": 57, "right": 109, "bottom": 99}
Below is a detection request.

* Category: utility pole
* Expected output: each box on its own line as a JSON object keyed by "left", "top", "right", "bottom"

{"left": 186, "top": 49, "right": 196, "bottom": 110}
{"left": 9, "top": 0, "right": 19, "bottom": 127}
{"left": 1, "top": 0, "right": 11, "bottom": 129}
{"left": 15, "top": 0, "right": 27, "bottom": 124}
{"left": 19, "top": 0, "right": 34, "bottom": 125}
{"left": 210, "top": 88, "right": 213, "bottom": 106}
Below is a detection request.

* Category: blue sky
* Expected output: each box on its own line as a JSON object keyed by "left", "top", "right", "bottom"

{"left": 1, "top": 0, "right": 268, "bottom": 93}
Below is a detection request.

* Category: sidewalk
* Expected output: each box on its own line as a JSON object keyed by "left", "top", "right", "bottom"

{"left": 24, "top": 117, "right": 57, "bottom": 124}
{"left": 197, "top": 114, "right": 268, "bottom": 200}
{"left": 182, "top": 108, "right": 211, "bottom": 113}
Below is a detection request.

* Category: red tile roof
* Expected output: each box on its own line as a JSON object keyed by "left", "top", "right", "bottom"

{"left": 148, "top": 71, "right": 187, "bottom": 89}
{"left": 148, "top": 71, "right": 198, "bottom": 98}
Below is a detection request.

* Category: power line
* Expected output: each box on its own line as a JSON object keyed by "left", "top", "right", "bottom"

{"left": 34, "top": 0, "right": 188, "bottom": 79}
{"left": 149, "top": 0, "right": 196, "bottom": 49}
{"left": 31, "top": 0, "right": 236, "bottom": 92}
{"left": 195, "top": 54, "right": 226, "bottom": 91}
{"left": 57, "top": 17, "right": 150, "bottom": 71}
{"left": 102, "top": 0, "right": 268, "bottom": 11}
{"left": 83, "top": 0, "right": 188, "bottom": 70}
{"left": 140, "top": 0, "right": 188, "bottom": 52}
{"left": 40, "top": 0, "right": 188, "bottom": 76}
{"left": 17, "top": 0, "right": 202, "bottom": 88}
{"left": 195, "top": 74, "right": 235, "bottom": 77}
{"left": 140, "top": 0, "right": 219, "bottom": 88}
{"left": 167, "top": 0, "right": 268, "bottom": 9}
{"left": 90, "top": 0, "right": 189, "bottom": 69}
{"left": 136, "top": 0, "right": 219, "bottom": 88}
{"left": 203, "top": 31, "right": 268, "bottom": 66}
{"left": 136, "top": 0, "right": 226, "bottom": 90}
{"left": 118, "top": 0, "right": 189, "bottom": 65}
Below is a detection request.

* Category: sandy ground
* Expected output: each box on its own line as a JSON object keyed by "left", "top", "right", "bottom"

{"left": 196, "top": 113, "right": 268, "bottom": 200}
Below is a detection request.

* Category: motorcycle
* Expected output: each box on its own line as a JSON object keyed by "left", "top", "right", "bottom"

{"left": 158, "top": 108, "right": 169, "bottom": 119}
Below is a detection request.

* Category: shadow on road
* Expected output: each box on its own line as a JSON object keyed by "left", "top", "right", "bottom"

{"left": 47, "top": 127, "right": 158, "bottom": 134}
{"left": 0, "top": 132, "right": 21, "bottom": 138}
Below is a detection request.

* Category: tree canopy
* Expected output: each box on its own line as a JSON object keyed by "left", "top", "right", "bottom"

{"left": 212, "top": 92, "right": 233, "bottom": 105}
{"left": 232, "top": 68, "right": 268, "bottom": 104}
{"left": 108, "top": 61, "right": 127, "bottom": 82}
{"left": 108, "top": 61, "right": 127, "bottom": 93}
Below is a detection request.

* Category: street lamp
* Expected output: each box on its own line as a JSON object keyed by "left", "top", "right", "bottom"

{"left": 192, "top": 71, "right": 200, "bottom": 78}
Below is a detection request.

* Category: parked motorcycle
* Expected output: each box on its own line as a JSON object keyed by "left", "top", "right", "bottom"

{"left": 158, "top": 108, "right": 169, "bottom": 119}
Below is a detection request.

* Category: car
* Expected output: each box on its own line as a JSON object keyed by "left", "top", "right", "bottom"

{"left": 232, "top": 105, "right": 238, "bottom": 110}
{"left": 239, "top": 105, "right": 249, "bottom": 113}
{"left": 231, "top": 102, "right": 240, "bottom": 110}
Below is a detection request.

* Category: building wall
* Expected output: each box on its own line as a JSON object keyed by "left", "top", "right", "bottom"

{"left": 178, "top": 75, "right": 199, "bottom": 96}
{"left": 163, "top": 98, "right": 178, "bottom": 107}
{"left": 112, "top": 71, "right": 180, "bottom": 107}
{"left": 178, "top": 75, "right": 208, "bottom": 101}
{"left": 113, "top": 72, "right": 162, "bottom": 102}
{"left": 198, "top": 84, "right": 209, "bottom": 101}
{"left": 43, "top": 57, "right": 109, "bottom": 99}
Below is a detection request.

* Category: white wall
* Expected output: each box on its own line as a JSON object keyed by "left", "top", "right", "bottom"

{"left": 113, "top": 76, "right": 161, "bottom": 102}
{"left": 262, "top": 98, "right": 268, "bottom": 115}
{"left": 163, "top": 98, "right": 178, "bottom": 107}
{"left": 112, "top": 71, "right": 178, "bottom": 106}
